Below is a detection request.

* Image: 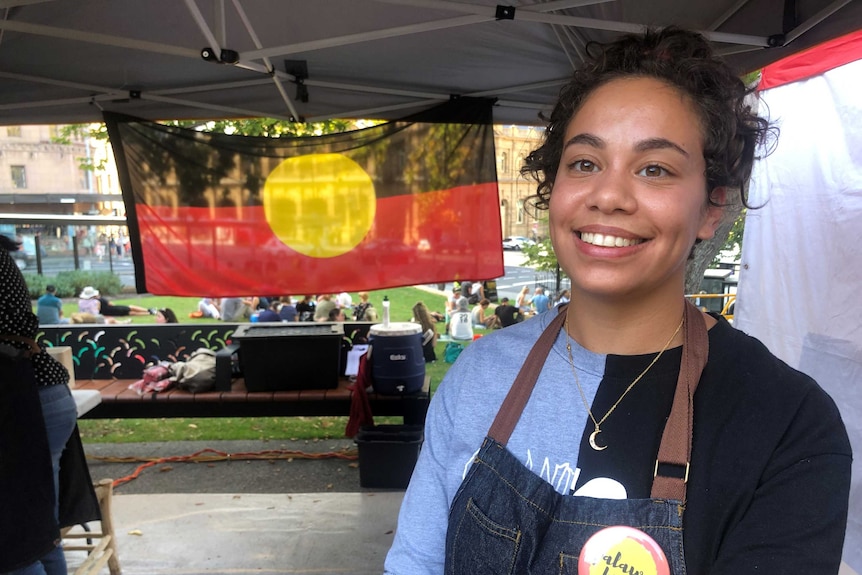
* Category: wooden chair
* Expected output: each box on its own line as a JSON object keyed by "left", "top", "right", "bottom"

{"left": 62, "top": 478, "right": 121, "bottom": 575}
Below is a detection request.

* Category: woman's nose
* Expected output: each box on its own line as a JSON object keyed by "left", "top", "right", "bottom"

{"left": 586, "top": 169, "right": 637, "bottom": 214}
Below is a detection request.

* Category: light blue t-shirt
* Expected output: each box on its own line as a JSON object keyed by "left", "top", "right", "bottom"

{"left": 384, "top": 309, "right": 604, "bottom": 575}
{"left": 532, "top": 293, "right": 551, "bottom": 313}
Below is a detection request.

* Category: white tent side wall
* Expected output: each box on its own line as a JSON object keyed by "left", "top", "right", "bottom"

{"left": 736, "top": 33, "right": 862, "bottom": 573}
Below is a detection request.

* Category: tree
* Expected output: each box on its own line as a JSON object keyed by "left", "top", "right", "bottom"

{"left": 52, "top": 118, "right": 371, "bottom": 171}
{"left": 686, "top": 190, "right": 744, "bottom": 293}
{"left": 714, "top": 209, "right": 745, "bottom": 266}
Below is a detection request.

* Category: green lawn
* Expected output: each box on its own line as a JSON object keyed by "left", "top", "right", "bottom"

{"left": 74, "top": 287, "right": 485, "bottom": 443}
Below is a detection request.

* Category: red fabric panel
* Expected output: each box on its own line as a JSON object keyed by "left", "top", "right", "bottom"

{"left": 759, "top": 29, "right": 862, "bottom": 91}
{"left": 137, "top": 182, "right": 502, "bottom": 296}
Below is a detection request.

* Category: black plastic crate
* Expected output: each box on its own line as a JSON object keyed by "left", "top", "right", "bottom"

{"left": 232, "top": 323, "right": 343, "bottom": 391}
{"left": 355, "top": 424, "right": 424, "bottom": 489}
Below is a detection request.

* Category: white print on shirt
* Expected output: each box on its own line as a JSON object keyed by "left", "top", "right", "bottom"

{"left": 572, "top": 477, "right": 627, "bottom": 499}
{"left": 461, "top": 448, "right": 627, "bottom": 500}
{"left": 532, "top": 450, "right": 581, "bottom": 494}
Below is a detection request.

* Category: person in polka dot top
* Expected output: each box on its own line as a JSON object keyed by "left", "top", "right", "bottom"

{"left": 1, "top": 233, "right": 77, "bottom": 574}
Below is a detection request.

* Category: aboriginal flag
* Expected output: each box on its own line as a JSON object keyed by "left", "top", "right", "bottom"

{"left": 105, "top": 99, "right": 502, "bottom": 296}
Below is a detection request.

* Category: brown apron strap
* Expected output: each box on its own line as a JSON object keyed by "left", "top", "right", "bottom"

{"left": 488, "top": 305, "right": 568, "bottom": 444}
{"left": 488, "top": 301, "right": 709, "bottom": 503}
{"left": 650, "top": 301, "right": 709, "bottom": 503}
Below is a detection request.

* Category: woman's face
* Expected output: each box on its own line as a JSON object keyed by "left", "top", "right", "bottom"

{"left": 549, "top": 76, "right": 722, "bottom": 303}
{"left": 156, "top": 311, "right": 167, "bottom": 323}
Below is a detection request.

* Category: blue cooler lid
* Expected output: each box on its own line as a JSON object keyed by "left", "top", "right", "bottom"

{"left": 369, "top": 322, "right": 422, "bottom": 337}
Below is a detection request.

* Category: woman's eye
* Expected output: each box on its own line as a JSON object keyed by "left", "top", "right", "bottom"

{"left": 570, "top": 159, "right": 597, "bottom": 172}
{"left": 638, "top": 164, "right": 669, "bottom": 177}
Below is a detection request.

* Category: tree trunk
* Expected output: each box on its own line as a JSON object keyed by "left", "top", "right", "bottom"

{"left": 685, "top": 188, "right": 743, "bottom": 294}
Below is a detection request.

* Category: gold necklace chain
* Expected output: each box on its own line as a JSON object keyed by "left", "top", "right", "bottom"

{"left": 564, "top": 312, "right": 685, "bottom": 451}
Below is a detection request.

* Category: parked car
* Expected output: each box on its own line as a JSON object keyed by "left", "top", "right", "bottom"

{"left": 502, "top": 236, "right": 536, "bottom": 251}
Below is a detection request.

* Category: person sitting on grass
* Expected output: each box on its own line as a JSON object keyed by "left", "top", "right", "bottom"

{"left": 493, "top": 297, "right": 522, "bottom": 328}
{"left": 412, "top": 301, "right": 439, "bottom": 363}
{"left": 515, "top": 285, "right": 531, "bottom": 315}
{"left": 196, "top": 297, "right": 220, "bottom": 319}
{"left": 220, "top": 296, "right": 253, "bottom": 322}
{"left": 448, "top": 297, "right": 473, "bottom": 341}
{"left": 36, "top": 284, "right": 69, "bottom": 325}
{"left": 77, "top": 286, "right": 101, "bottom": 316}
{"left": 278, "top": 297, "right": 298, "bottom": 322}
{"left": 295, "top": 295, "right": 316, "bottom": 321}
{"left": 555, "top": 289, "right": 571, "bottom": 307}
{"left": 353, "top": 292, "right": 379, "bottom": 322}
{"left": 314, "top": 294, "right": 337, "bottom": 322}
{"left": 472, "top": 298, "right": 501, "bottom": 329}
{"left": 257, "top": 300, "right": 282, "bottom": 323}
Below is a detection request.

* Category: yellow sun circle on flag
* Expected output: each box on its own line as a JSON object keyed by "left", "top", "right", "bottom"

{"left": 262, "top": 153, "right": 376, "bottom": 258}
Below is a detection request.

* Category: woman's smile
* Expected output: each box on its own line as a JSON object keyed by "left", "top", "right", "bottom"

{"left": 578, "top": 231, "right": 645, "bottom": 248}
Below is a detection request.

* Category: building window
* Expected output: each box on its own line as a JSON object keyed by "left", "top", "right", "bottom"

{"left": 517, "top": 199, "right": 524, "bottom": 224}
{"left": 11, "top": 165, "right": 27, "bottom": 189}
{"left": 6, "top": 126, "right": 22, "bottom": 137}
{"left": 500, "top": 152, "right": 509, "bottom": 174}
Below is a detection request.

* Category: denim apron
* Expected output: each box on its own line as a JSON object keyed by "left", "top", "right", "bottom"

{"left": 445, "top": 303, "right": 708, "bottom": 575}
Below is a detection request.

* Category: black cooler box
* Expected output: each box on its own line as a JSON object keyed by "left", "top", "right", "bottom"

{"left": 232, "top": 323, "right": 344, "bottom": 391}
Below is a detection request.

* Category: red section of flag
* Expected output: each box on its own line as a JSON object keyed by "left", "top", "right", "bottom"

{"left": 759, "top": 29, "right": 862, "bottom": 91}
{"left": 136, "top": 183, "right": 502, "bottom": 296}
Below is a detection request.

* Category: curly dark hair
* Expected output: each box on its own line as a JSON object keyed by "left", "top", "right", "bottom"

{"left": 521, "top": 27, "right": 773, "bottom": 209}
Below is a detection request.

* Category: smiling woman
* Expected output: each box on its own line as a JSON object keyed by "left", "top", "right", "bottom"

{"left": 384, "top": 28, "right": 851, "bottom": 575}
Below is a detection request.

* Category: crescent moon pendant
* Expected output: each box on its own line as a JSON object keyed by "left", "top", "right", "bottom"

{"left": 589, "top": 429, "right": 607, "bottom": 451}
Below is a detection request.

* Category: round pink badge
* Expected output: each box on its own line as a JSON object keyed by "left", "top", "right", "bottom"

{"left": 578, "top": 525, "right": 670, "bottom": 575}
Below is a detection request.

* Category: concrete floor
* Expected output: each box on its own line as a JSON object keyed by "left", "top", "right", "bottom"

{"left": 68, "top": 439, "right": 409, "bottom": 574}
{"left": 66, "top": 491, "right": 860, "bottom": 575}
{"left": 66, "top": 491, "right": 405, "bottom": 575}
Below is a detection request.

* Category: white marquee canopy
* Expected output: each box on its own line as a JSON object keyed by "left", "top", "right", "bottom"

{"left": 0, "top": 0, "right": 860, "bottom": 126}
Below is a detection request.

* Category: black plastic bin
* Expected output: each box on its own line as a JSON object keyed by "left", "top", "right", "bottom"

{"left": 232, "top": 323, "right": 343, "bottom": 391}
{"left": 355, "top": 424, "right": 424, "bottom": 489}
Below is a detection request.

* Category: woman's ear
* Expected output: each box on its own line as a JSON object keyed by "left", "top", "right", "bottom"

{"left": 697, "top": 187, "right": 727, "bottom": 240}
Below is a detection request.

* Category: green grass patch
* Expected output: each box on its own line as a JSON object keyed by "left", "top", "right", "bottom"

{"left": 77, "top": 415, "right": 403, "bottom": 443}
{"left": 106, "top": 286, "right": 449, "bottom": 326}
